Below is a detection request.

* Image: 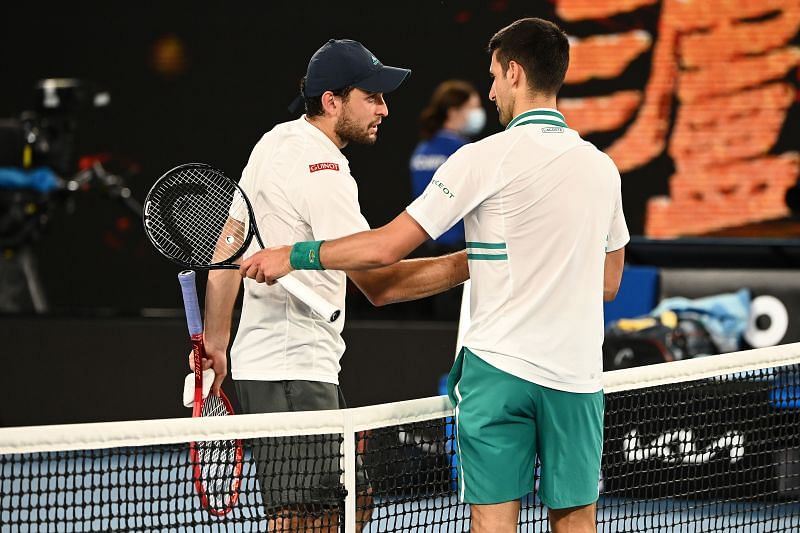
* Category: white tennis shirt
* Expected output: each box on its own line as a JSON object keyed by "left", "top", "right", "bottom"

{"left": 407, "top": 108, "right": 629, "bottom": 393}
{"left": 230, "top": 116, "right": 369, "bottom": 384}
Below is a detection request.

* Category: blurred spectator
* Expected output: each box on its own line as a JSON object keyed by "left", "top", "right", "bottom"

{"left": 410, "top": 80, "right": 484, "bottom": 255}
{"left": 408, "top": 80, "right": 484, "bottom": 319}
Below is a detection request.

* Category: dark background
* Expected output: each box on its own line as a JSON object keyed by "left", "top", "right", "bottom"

{"left": 1, "top": 1, "right": 798, "bottom": 314}
{"left": 0, "top": 0, "right": 675, "bottom": 313}
{"left": 0, "top": 316, "right": 459, "bottom": 426}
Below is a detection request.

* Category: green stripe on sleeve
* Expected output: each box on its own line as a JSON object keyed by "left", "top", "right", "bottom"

{"left": 467, "top": 253, "right": 508, "bottom": 261}
{"left": 465, "top": 242, "right": 507, "bottom": 249}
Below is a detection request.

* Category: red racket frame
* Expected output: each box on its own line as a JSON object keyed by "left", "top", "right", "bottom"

{"left": 188, "top": 333, "right": 244, "bottom": 516}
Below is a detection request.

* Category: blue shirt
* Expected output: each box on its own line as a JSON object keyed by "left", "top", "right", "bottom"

{"left": 409, "top": 130, "right": 466, "bottom": 247}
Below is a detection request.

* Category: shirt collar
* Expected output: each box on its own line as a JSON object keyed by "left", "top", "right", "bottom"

{"left": 297, "top": 115, "right": 344, "bottom": 156}
{"left": 505, "top": 108, "right": 567, "bottom": 130}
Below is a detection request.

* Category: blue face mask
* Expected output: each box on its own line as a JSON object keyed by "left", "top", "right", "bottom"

{"left": 461, "top": 107, "right": 486, "bottom": 136}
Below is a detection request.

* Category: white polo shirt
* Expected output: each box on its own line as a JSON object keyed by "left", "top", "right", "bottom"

{"left": 407, "top": 109, "right": 629, "bottom": 393}
{"left": 230, "top": 116, "right": 370, "bottom": 384}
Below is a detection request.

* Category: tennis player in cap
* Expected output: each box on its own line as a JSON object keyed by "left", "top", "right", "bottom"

{"left": 240, "top": 19, "right": 628, "bottom": 533}
{"left": 199, "top": 39, "right": 469, "bottom": 531}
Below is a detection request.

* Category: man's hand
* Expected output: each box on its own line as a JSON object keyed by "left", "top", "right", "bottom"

{"left": 239, "top": 245, "right": 293, "bottom": 284}
{"left": 188, "top": 337, "right": 229, "bottom": 397}
{"left": 203, "top": 337, "right": 229, "bottom": 397}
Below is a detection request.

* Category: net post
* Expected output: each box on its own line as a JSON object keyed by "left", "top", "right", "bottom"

{"left": 342, "top": 413, "right": 356, "bottom": 532}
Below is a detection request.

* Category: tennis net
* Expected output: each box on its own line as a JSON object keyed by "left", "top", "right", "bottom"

{"left": 2, "top": 343, "right": 800, "bottom": 531}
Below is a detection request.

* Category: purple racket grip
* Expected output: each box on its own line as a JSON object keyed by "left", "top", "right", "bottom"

{"left": 178, "top": 270, "right": 203, "bottom": 336}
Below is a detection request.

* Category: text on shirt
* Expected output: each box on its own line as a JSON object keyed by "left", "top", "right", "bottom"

{"left": 431, "top": 179, "right": 455, "bottom": 199}
{"left": 309, "top": 162, "right": 340, "bottom": 173}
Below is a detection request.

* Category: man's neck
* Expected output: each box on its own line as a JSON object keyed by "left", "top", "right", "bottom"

{"left": 511, "top": 96, "right": 558, "bottom": 120}
{"left": 306, "top": 115, "right": 347, "bottom": 149}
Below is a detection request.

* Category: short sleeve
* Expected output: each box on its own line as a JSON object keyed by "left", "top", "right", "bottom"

{"left": 405, "top": 145, "right": 495, "bottom": 240}
{"left": 228, "top": 190, "right": 249, "bottom": 223}
{"left": 229, "top": 165, "right": 251, "bottom": 222}
{"left": 606, "top": 183, "right": 630, "bottom": 252}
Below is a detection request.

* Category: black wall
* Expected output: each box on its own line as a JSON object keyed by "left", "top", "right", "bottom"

{"left": 0, "top": 317, "right": 457, "bottom": 427}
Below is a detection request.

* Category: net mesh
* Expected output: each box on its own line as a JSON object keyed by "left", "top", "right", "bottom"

{"left": 193, "top": 394, "right": 242, "bottom": 517}
{"left": 2, "top": 345, "right": 800, "bottom": 532}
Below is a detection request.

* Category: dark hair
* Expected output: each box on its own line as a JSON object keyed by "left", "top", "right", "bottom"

{"left": 300, "top": 77, "right": 355, "bottom": 117}
{"left": 418, "top": 80, "right": 477, "bottom": 140}
{"left": 488, "top": 18, "right": 569, "bottom": 96}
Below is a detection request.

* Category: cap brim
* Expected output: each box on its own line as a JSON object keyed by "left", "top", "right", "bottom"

{"left": 355, "top": 66, "right": 411, "bottom": 94}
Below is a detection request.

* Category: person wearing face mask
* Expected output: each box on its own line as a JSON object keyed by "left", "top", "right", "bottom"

{"left": 410, "top": 80, "right": 485, "bottom": 256}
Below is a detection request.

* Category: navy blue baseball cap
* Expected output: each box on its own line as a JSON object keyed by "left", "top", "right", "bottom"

{"left": 290, "top": 39, "right": 411, "bottom": 112}
{"left": 305, "top": 39, "right": 410, "bottom": 96}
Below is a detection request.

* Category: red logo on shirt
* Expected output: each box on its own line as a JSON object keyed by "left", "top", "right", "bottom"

{"left": 309, "top": 162, "right": 339, "bottom": 173}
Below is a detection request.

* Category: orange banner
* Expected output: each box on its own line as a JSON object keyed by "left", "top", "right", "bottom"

{"left": 558, "top": 0, "right": 800, "bottom": 237}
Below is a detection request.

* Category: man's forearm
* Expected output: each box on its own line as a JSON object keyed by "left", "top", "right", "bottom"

{"left": 603, "top": 247, "right": 625, "bottom": 301}
{"left": 317, "top": 211, "right": 431, "bottom": 271}
{"left": 204, "top": 269, "right": 242, "bottom": 346}
{"left": 239, "top": 212, "right": 435, "bottom": 285}
{"left": 350, "top": 250, "right": 469, "bottom": 306}
{"left": 383, "top": 250, "right": 470, "bottom": 304}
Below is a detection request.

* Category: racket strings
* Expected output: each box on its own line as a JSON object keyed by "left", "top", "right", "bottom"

{"left": 152, "top": 171, "right": 245, "bottom": 262}
{"left": 195, "top": 394, "right": 239, "bottom": 511}
{"left": 146, "top": 166, "right": 251, "bottom": 266}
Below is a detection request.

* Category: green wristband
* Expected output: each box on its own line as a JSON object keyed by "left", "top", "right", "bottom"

{"left": 290, "top": 240, "right": 325, "bottom": 270}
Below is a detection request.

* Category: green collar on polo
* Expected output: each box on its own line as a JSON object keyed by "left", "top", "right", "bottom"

{"left": 505, "top": 108, "right": 567, "bottom": 130}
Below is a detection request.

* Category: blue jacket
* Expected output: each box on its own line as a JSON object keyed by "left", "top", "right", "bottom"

{"left": 409, "top": 130, "right": 466, "bottom": 247}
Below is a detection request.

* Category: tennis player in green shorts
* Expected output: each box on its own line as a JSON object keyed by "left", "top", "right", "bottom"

{"left": 239, "top": 18, "right": 629, "bottom": 533}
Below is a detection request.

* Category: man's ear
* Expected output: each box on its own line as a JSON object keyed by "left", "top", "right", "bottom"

{"left": 507, "top": 60, "right": 523, "bottom": 88}
{"left": 320, "top": 91, "right": 340, "bottom": 116}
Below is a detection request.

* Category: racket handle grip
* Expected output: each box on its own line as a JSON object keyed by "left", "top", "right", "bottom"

{"left": 278, "top": 275, "right": 341, "bottom": 323}
{"left": 178, "top": 270, "right": 204, "bottom": 336}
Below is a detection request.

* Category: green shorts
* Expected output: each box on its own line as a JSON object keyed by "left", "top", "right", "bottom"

{"left": 446, "top": 348, "right": 604, "bottom": 509}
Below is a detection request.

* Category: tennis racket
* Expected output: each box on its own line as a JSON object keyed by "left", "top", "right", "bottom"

{"left": 179, "top": 269, "right": 243, "bottom": 516}
{"left": 145, "top": 162, "right": 340, "bottom": 322}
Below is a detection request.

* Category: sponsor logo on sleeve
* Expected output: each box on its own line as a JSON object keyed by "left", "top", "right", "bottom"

{"left": 431, "top": 178, "right": 455, "bottom": 199}
{"left": 309, "top": 162, "right": 340, "bottom": 173}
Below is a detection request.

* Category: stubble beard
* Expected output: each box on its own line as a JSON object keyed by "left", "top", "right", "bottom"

{"left": 498, "top": 102, "right": 513, "bottom": 128}
{"left": 496, "top": 92, "right": 514, "bottom": 128}
{"left": 335, "top": 111, "right": 377, "bottom": 146}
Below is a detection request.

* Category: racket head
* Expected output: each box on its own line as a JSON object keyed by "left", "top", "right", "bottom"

{"left": 143, "top": 163, "right": 256, "bottom": 269}
{"left": 190, "top": 390, "right": 244, "bottom": 516}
